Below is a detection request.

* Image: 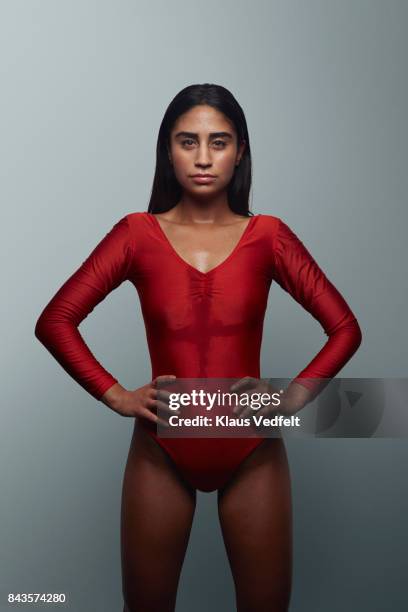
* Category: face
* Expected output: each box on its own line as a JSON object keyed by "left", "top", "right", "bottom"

{"left": 167, "top": 104, "right": 245, "bottom": 197}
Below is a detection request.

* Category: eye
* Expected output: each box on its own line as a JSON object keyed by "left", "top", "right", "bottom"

{"left": 213, "top": 140, "right": 227, "bottom": 148}
{"left": 181, "top": 139, "right": 196, "bottom": 147}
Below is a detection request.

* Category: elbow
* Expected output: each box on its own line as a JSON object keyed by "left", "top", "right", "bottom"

{"left": 34, "top": 306, "right": 56, "bottom": 345}
{"left": 356, "top": 320, "right": 363, "bottom": 349}
{"left": 340, "top": 317, "right": 363, "bottom": 356}
{"left": 35, "top": 305, "right": 78, "bottom": 346}
{"left": 326, "top": 315, "right": 363, "bottom": 357}
{"left": 350, "top": 318, "right": 363, "bottom": 352}
{"left": 34, "top": 310, "right": 49, "bottom": 344}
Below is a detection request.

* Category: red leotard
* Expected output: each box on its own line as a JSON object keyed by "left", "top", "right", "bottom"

{"left": 35, "top": 212, "right": 362, "bottom": 491}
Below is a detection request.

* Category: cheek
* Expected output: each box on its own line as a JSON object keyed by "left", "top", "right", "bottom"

{"left": 216, "top": 158, "right": 237, "bottom": 183}
{"left": 218, "top": 151, "right": 237, "bottom": 171}
{"left": 172, "top": 150, "right": 190, "bottom": 167}
{"left": 171, "top": 152, "right": 191, "bottom": 183}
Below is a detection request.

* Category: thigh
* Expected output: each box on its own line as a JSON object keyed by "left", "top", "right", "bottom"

{"left": 121, "top": 422, "right": 196, "bottom": 612}
{"left": 217, "top": 438, "right": 293, "bottom": 612}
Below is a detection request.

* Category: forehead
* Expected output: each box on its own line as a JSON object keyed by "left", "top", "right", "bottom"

{"left": 171, "top": 104, "right": 235, "bottom": 135}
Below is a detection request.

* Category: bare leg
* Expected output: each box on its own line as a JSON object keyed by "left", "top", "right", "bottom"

{"left": 217, "top": 438, "right": 293, "bottom": 612}
{"left": 121, "top": 423, "right": 196, "bottom": 612}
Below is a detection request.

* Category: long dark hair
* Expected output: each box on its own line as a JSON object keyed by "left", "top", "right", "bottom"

{"left": 147, "top": 83, "right": 254, "bottom": 217}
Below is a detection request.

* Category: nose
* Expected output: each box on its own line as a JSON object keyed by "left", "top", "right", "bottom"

{"left": 194, "top": 143, "right": 212, "bottom": 168}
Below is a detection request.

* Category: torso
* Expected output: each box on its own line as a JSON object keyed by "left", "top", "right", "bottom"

{"left": 129, "top": 211, "right": 272, "bottom": 380}
{"left": 127, "top": 210, "right": 277, "bottom": 491}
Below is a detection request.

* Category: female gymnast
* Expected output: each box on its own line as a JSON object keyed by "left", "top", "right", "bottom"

{"left": 35, "top": 83, "right": 362, "bottom": 612}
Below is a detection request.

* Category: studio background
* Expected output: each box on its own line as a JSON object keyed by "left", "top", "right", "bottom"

{"left": 1, "top": 1, "right": 407, "bottom": 610}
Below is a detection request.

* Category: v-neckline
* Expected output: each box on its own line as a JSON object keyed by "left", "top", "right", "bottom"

{"left": 148, "top": 212, "right": 258, "bottom": 277}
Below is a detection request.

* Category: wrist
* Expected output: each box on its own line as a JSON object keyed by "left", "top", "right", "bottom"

{"left": 100, "top": 382, "right": 129, "bottom": 410}
{"left": 276, "top": 384, "right": 308, "bottom": 415}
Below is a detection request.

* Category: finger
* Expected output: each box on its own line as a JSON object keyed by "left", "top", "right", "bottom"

{"left": 152, "top": 375, "right": 177, "bottom": 388}
{"left": 231, "top": 385, "right": 260, "bottom": 416}
{"left": 155, "top": 399, "right": 181, "bottom": 417}
{"left": 154, "top": 388, "right": 175, "bottom": 405}
{"left": 240, "top": 406, "right": 257, "bottom": 420}
{"left": 146, "top": 396, "right": 179, "bottom": 415}
{"left": 238, "top": 392, "right": 276, "bottom": 420}
{"left": 138, "top": 408, "right": 170, "bottom": 428}
{"left": 157, "top": 389, "right": 187, "bottom": 414}
{"left": 146, "top": 388, "right": 171, "bottom": 406}
{"left": 230, "top": 376, "right": 255, "bottom": 392}
{"left": 232, "top": 402, "right": 246, "bottom": 416}
{"left": 230, "top": 378, "right": 257, "bottom": 413}
{"left": 231, "top": 393, "right": 255, "bottom": 416}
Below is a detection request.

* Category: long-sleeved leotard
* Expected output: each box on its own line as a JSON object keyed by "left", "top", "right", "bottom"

{"left": 35, "top": 212, "right": 362, "bottom": 491}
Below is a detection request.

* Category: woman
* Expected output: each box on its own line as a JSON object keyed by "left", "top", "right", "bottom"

{"left": 35, "top": 83, "right": 362, "bottom": 612}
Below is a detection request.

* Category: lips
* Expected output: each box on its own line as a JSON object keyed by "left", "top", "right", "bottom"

{"left": 191, "top": 175, "right": 217, "bottom": 184}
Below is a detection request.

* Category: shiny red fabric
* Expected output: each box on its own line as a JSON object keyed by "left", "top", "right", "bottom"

{"left": 35, "top": 212, "right": 362, "bottom": 491}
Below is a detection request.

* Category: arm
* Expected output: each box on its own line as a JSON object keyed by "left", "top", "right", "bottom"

{"left": 34, "top": 215, "right": 134, "bottom": 403}
{"left": 271, "top": 218, "right": 362, "bottom": 410}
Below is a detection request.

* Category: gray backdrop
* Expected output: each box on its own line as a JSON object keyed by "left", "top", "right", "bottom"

{"left": 1, "top": 0, "right": 407, "bottom": 610}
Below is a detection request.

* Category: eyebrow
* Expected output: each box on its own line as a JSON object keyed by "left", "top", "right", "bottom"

{"left": 174, "top": 131, "right": 233, "bottom": 139}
